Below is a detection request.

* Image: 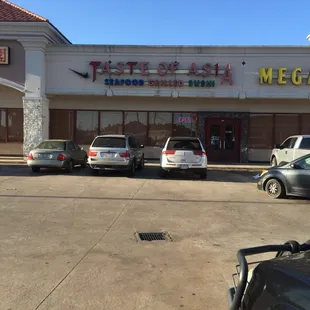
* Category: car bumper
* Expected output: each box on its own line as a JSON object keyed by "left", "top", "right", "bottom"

{"left": 161, "top": 165, "right": 207, "bottom": 173}
{"left": 257, "top": 178, "right": 263, "bottom": 191}
{"left": 27, "top": 159, "right": 67, "bottom": 169}
{"left": 88, "top": 158, "right": 133, "bottom": 170}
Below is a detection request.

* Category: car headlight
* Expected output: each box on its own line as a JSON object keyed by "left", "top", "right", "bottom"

{"left": 260, "top": 170, "right": 268, "bottom": 177}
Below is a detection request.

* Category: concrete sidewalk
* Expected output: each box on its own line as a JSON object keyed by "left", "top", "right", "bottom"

{"left": 0, "top": 157, "right": 269, "bottom": 171}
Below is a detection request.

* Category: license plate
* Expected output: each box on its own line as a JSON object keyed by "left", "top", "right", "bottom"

{"left": 180, "top": 164, "right": 189, "bottom": 170}
{"left": 100, "top": 152, "right": 114, "bottom": 158}
{"left": 38, "top": 153, "right": 52, "bottom": 159}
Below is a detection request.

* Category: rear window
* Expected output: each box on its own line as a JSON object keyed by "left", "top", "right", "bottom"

{"left": 167, "top": 139, "right": 201, "bottom": 151}
{"left": 36, "top": 141, "right": 65, "bottom": 150}
{"left": 92, "top": 137, "right": 126, "bottom": 148}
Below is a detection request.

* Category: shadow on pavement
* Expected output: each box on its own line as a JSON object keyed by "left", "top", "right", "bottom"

{"left": 0, "top": 165, "right": 256, "bottom": 183}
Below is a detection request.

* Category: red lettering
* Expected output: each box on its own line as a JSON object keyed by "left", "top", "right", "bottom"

{"left": 187, "top": 63, "right": 199, "bottom": 76}
{"left": 127, "top": 62, "right": 138, "bottom": 75}
{"left": 149, "top": 80, "right": 154, "bottom": 86}
{"left": 178, "top": 80, "right": 184, "bottom": 87}
{"left": 114, "top": 62, "right": 124, "bottom": 75}
{"left": 139, "top": 62, "right": 149, "bottom": 76}
{"left": 215, "top": 63, "right": 219, "bottom": 76}
{"left": 169, "top": 61, "right": 179, "bottom": 74}
{"left": 100, "top": 62, "right": 111, "bottom": 75}
{"left": 201, "top": 64, "right": 212, "bottom": 77}
{"left": 221, "top": 64, "right": 233, "bottom": 85}
{"left": 157, "top": 62, "right": 168, "bottom": 76}
{"left": 89, "top": 61, "right": 101, "bottom": 82}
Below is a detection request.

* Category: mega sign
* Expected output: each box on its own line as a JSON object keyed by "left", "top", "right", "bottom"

{"left": 88, "top": 61, "right": 233, "bottom": 85}
{"left": 259, "top": 67, "right": 310, "bottom": 85}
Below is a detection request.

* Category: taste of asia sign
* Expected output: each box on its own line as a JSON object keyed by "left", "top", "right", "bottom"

{"left": 87, "top": 61, "right": 233, "bottom": 87}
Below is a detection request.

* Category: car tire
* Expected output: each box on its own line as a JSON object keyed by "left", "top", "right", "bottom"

{"left": 65, "top": 160, "right": 73, "bottom": 173}
{"left": 137, "top": 156, "right": 145, "bottom": 170}
{"left": 32, "top": 167, "right": 40, "bottom": 173}
{"left": 81, "top": 156, "right": 88, "bottom": 168}
{"left": 199, "top": 169, "right": 207, "bottom": 179}
{"left": 127, "top": 161, "right": 136, "bottom": 178}
{"left": 265, "top": 178, "right": 285, "bottom": 199}
{"left": 91, "top": 169, "right": 99, "bottom": 176}
{"left": 159, "top": 168, "right": 168, "bottom": 178}
{"left": 271, "top": 157, "right": 277, "bottom": 167}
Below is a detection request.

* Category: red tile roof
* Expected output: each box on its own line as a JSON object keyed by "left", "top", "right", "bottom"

{"left": 0, "top": 0, "right": 47, "bottom": 22}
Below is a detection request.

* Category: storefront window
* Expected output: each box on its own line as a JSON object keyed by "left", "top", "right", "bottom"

{"left": 7, "top": 109, "right": 23, "bottom": 142}
{"left": 148, "top": 112, "right": 172, "bottom": 146}
{"left": 173, "top": 113, "right": 198, "bottom": 137}
{"left": 0, "top": 109, "right": 6, "bottom": 142}
{"left": 124, "top": 112, "right": 147, "bottom": 145}
{"left": 301, "top": 115, "right": 310, "bottom": 135}
{"left": 248, "top": 114, "right": 273, "bottom": 149}
{"left": 50, "top": 110, "right": 75, "bottom": 140}
{"left": 100, "top": 111, "right": 123, "bottom": 135}
{"left": 274, "top": 114, "right": 299, "bottom": 145}
{"left": 76, "top": 111, "right": 99, "bottom": 145}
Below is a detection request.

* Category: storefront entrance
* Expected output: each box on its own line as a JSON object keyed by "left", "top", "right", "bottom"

{"left": 205, "top": 118, "right": 241, "bottom": 162}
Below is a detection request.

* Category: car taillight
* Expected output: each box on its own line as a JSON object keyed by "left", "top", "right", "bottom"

{"left": 28, "top": 153, "right": 34, "bottom": 160}
{"left": 57, "top": 154, "right": 67, "bottom": 161}
{"left": 162, "top": 150, "right": 175, "bottom": 155}
{"left": 120, "top": 151, "right": 130, "bottom": 158}
{"left": 89, "top": 151, "right": 98, "bottom": 157}
{"left": 194, "top": 151, "right": 206, "bottom": 156}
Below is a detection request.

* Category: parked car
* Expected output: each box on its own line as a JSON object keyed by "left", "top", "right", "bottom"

{"left": 159, "top": 136, "right": 207, "bottom": 179}
{"left": 87, "top": 135, "right": 144, "bottom": 177}
{"left": 270, "top": 135, "right": 310, "bottom": 166}
{"left": 256, "top": 153, "right": 310, "bottom": 199}
{"left": 27, "top": 139, "right": 88, "bottom": 173}
{"left": 228, "top": 239, "right": 310, "bottom": 310}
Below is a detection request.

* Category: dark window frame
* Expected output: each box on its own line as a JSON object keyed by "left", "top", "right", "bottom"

{"left": 0, "top": 108, "right": 23, "bottom": 143}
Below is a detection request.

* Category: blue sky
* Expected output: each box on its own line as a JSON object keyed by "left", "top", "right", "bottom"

{"left": 12, "top": 0, "right": 310, "bottom": 45}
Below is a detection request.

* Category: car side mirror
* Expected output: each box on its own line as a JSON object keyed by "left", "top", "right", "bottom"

{"left": 275, "top": 144, "right": 281, "bottom": 149}
{"left": 80, "top": 147, "right": 84, "bottom": 151}
{"left": 140, "top": 144, "right": 144, "bottom": 149}
{"left": 290, "top": 163, "right": 301, "bottom": 169}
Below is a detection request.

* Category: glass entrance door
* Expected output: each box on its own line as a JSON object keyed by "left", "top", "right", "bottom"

{"left": 205, "top": 119, "right": 241, "bottom": 162}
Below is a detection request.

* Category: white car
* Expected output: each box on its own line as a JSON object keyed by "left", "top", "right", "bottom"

{"left": 159, "top": 136, "right": 208, "bottom": 179}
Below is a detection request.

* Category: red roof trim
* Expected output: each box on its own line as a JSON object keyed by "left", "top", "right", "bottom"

{"left": 0, "top": 0, "right": 47, "bottom": 22}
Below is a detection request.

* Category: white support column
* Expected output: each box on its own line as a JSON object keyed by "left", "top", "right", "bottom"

{"left": 19, "top": 40, "right": 49, "bottom": 155}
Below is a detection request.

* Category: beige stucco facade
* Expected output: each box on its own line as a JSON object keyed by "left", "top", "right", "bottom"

{"left": 1, "top": 19, "right": 310, "bottom": 160}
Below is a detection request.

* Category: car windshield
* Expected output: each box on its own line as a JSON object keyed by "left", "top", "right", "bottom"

{"left": 167, "top": 139, "right": 202, "bottom": 151}
{"left": 92, "top": 137, "right": 126, "bottom": 148}
{"left": 36, "top": 141, "right": 65, "bottom": 150}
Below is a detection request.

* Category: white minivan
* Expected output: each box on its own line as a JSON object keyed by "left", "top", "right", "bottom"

{"left": 159, "top": 137, "right": 207, "bottom": 179}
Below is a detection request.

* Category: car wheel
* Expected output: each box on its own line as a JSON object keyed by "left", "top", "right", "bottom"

{"left": 265, "top": 178, "right": 285, "bottom": 199}
{"left": 271, "top": 157, "right": 277, "bottom": 167}
{"left": 32, "top": 167, "right": 40, "bottom": 173}
{"left": 65, "top": 160, "right": 73, "bottom": 173}
{"left": 81, "top": 156, "right": 88, "bottom": 168}
{"left": 159, "top": 168, "right": 168, "bottom": 178}
{"left": 127, "top": 161, "right": 136, "bottom": 178}
{"left": 199, "top": 169, "right": 207, "bottom": 179}
{"left": 91, "top": 169, "right": 99, "bottom": 176}
{"left": 138, "top": 156, "right": 145, "bottom": 170}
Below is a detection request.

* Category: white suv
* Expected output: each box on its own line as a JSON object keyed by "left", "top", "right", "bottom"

{"left": 159, "top": 137, "right": 207, "bottom": 179}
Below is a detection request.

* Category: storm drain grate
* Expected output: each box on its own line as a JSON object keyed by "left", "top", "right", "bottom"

{"left": 135, "top": 232, "right": 172, "bottom": 242}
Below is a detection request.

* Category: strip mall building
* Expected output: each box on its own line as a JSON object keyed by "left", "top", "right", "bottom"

{"left": 0, "top": 0, "right": 310, "bottom": 162}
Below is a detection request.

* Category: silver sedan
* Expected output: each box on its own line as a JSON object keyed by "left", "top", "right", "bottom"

{"left": 27, "top": 139, "right": 88, "bottom": 173}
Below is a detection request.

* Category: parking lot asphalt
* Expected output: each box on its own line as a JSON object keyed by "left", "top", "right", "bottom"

{"left": 1, "top": 165, "right": 309, "bottom": 310}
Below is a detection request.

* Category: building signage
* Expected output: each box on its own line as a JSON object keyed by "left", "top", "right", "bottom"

{"left": 0, "top": 47, "right": 9, "bottom": 65}
{"left": 259, "top": 67, "right": 310, "bottom": 85}
{"left": 88, "top": 61, "right": 233, "bottom": 85}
